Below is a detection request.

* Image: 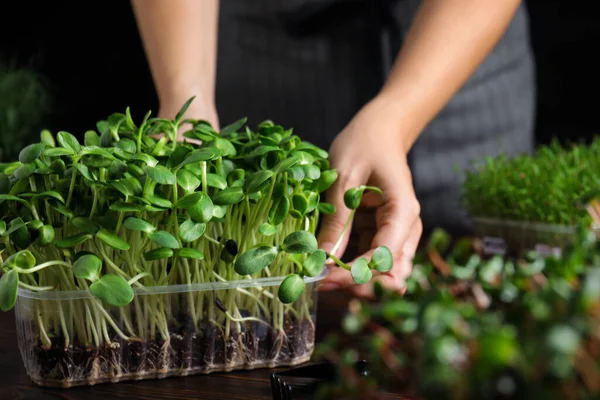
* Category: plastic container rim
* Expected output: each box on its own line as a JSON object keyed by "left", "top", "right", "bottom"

{"left": 17, "top": 269, "right": 329, "bottom": 301}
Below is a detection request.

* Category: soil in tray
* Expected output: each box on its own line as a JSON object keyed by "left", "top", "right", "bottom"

{"left": 28, "top": 315, "right": 315, "bottom": 384}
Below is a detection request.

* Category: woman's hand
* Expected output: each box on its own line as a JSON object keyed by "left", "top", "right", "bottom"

{"left": 317, "top": 96, "right": 423, "bottom": 298}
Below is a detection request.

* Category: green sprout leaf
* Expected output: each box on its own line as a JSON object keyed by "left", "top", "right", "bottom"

{"left": 41, "top": 130, "right": 55, "bottom": 147}
{"left": 234, "top": 246, "right": 278, "bottom": 275}
{"left": 269, "top": 197, "right": 290, "bottom": 226}
{"left": 206, "top": 173, "right": 227, "bottom": 190}
{"left": 259, "top": 223, "right": 278, "bottom": 236}
{"left": 19, "top": 143, "right": 45, "bottom": 164}
{"left": 316, "top": 170, "right": 338, "bottom": 193}
{"left": 177, "top": 169, "right": 201, "bottom": 193}
{"left": 72, "top": 254, "right": 102, "bottom": 281}
{"left": 187, "top": 195, "right": 214, "bottom": 223}
{"left": 57, "top": 131, "right": 82, "bottom": 154}
{"left": 146, "top": 165, "right": 176, "bottom": 185}
{"left": 149, "top": 230, "right": 180, "bottom": 249}
{"left": 179, "top": 219, "right": 206, "bottom": 242}
{"left": 369, "top": 246, "right": 393, "bottom": 272}
{"left": 3, "top": 250, "right": 36, "bottom": 270}
{"left": 220, "top": 117, "right": 247, "bottom": 137}
{"left": 39, "top": 225, "right": 55, "bottom": 246}
{"left": 246, "top": 170, "right": 274, "bottom": 193}
{"left": 85, "top": 130, "right": 100, "bottom": 147}
{"left": 144, "top": 247, "right": 174, "bottom": 261}
{"left": 273, "top": 156, "right": 299, "bottom": 174}
{"left": 0, "top": 173, "right": 10, "bottom": 194}
{"left": 71, "top": 217, "right": 100, "bottom": 235}
{"left": 56, "top": 233, "right": 93, "bottom": 248}
{"left": 343, "top": 188, "right": 363, "bottom": 210}
{"left": 0, "top": 270, "right": 18, "bottom": 311}
{"left": 278, "top": 274, "right": 305, "bottom": 304}
{"left": 282, "top": 231, "right": 318, "bottom": 254}
{"left": 351, "top": 258, "right": 372, "bottom": 284}
{"left": 177, "top": 248, "right": 205, "bottom": 260}
{"left": 179, "top": 147, "right": 220, "bottom": 166}
{"left": 96, "top": 229, "right": 131, "bottom": 251}
{"left": 90, "top": 274, "right": 134, "bottom": 307}
{"left": 124, "top": 217, "right": 156, "bottom": 234}
{"left": 213, "top": 187, "right": 245, "bottom": 205}
{"left": 304, "top": 249, "right": 327, "bottom": 277}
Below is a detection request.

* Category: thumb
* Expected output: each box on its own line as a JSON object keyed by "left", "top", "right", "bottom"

{"left": 317, "top": 167, "right": 367, "bottom": 259}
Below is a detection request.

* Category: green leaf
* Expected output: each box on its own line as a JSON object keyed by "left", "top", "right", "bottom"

{"left": 70, "top": 216, "right": 100, "bottom": 234}
{"left": 304, "top": 250, "right": 326, "bottom": 277}
{"left": 316, "top": 170, "right": 338, "bottom": 193}
{"left": 109, "top": 202, "right": 144, "bottom": 213}
{"left": 369, "top": 246, "right": 393, "bottom": 272}
{"left": 292, "top": 194, "right": 308, "bottom": 217}
{"left": 146, "top": 165, "right": 176, "bottom": 185}
{"left": 40, "top": 130, "right": 55, "bottom": 147}
{"left": 290, "top": 151, "right": 314, "bottom": 165}
{"left": 179, "top": 147, "right": 221, "bottom": 166}
{"left": 287, "top": 165, "right": 305, "bottom": 181}
{"left": 96, "top": 229, "right": 131, "bottom": 250}
{"left": 259, "top": 223, "right": 278, "bottom": 236}
{"left": 177, "top": 248, "right": 205, "bottom": 260}
{"left": 179, "top": 219, "right": 206, "bottom": 242}
{"left": 124, "top": 217, "right": 156, "bottom": 233}
{"left": 33, "top": 191, "right": 66, "bottom": 204}
{"left": 56, "top": 233, "right": 93, "bottom": 248}
{"left": 175, "top": 96, "right": 196, "bottom": 122}
{"left": 177, "top": 169, "right": 201, "bottom": 193}
{"left": 213, "top": 187, "right": 245, "bottom": 206}
{"left": 0, "top": 173, "right": 10, "bottom": 194}
{"left": 282, "top": 231, "right": 318, "bottom": 254}
{"left": 90, "top": 274, "right": 134, "bottom": 307}
{"left": 57, "top": 131, "right": 82, "bottom": 154}
{"left": 74, "top": 163, "right": 95, "bottom": 181}
{"left": 84, "top": 130, "right": 100, "bottom": 147}
{"left": 273, "top": 156, "right": 299, "bottom": 174}
{"left": 19, "top": 143, "right": 46, "bottom": 164}
{"left": 206, "top": 173, "right": 227, "bottom": 190}
{"left": 234, "top": 246, "right": 278, "bottom": 275}
{"left": 72, "top": 254, "right": 102, "bottom": 281}
{"left": 3, "top": 250, "right": 36, "bottom": 270}
{"left": 13, "top": 163, "right": 36, "bottom": 180}
{"left": 248, "top": 145, "right": 281, "bottom": 158}
{"left": 246, "top": 170, "right": 274, "bottom": 193}
{"left": 132, "top": 153, "right": 159, "bottom": 167}
{"left": 0, "top": 194, "right": 30, "bottom": 208}
{"left": 149, "top": 230, "right": 180, "bottom": 249}
{"left": 344, "top": 188, "right": 362, "bottom": 210}
{"left": 213, "top": 205, "right": 227, "bottom": 219}
{"left": 51, "top": 201, "right": 74, "bottom": 218}
{"left": 144, "top": 247, "right": 174, "bottom": 261}
{"left": 268, "top": 196, "right": 290, "bottom": 226}
{"left": 278, "top": 274, "right": 305, "bottom": 304}
{"left": 547, "top": 325, "right": 580, "bottom": 355}
{"left": 39, "top": 225, "right": 55, "bottom": 246}
{"left": 213, "top": 137, "right": 237, "bottom": 157}
{"left": 220, "top": 117, "right": 247, "bottom": 137}
{"left": 0, "top": 270, "right": 18, "bottom": 311}
{"left": 145, "top": 195, "right": 173, "bottom": 209}
{"left": 351, "top": 258, "right": 372, "bottom": 284}
{"left": 44, "top": 147, "right": 74, "bottom": 157}
{"left": 303, "top": 164, "right": 321, "bottom": 180}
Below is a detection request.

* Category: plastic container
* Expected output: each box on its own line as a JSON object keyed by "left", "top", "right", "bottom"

{"left": 472, "top": 217, "right": 592, "bottom": 257}
{"left": 14, "top": 272, "right": 325, "bottom": 388}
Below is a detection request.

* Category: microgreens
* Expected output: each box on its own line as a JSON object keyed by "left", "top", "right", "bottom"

{"left": 0, "top": 97, "right": 391, "bottom": 362}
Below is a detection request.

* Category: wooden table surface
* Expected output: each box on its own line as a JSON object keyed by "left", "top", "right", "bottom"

{"left": 0, "top": 291, "right": 405, "bottom": 400}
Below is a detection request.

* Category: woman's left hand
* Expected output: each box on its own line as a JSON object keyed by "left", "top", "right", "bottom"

{"left": 317, "top": 96, "right": 423, "bottom": 299}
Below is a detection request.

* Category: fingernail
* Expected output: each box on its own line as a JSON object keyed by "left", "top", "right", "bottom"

{"left": 317, "top": 282, "right": 341, "bottom": 292}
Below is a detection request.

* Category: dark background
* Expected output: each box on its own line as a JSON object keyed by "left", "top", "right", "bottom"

{"left": 1, "top": 0, "right": 599, "bottom": 147}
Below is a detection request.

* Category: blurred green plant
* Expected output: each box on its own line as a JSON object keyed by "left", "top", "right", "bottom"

{"left": 0, "top": 61, "right": 51, "bottom": 162}
{"left": 462, "top": 139, "right": 600, "bottom": 226}
{"left": 315, "top": 225, "right": 600, "bottom": 399}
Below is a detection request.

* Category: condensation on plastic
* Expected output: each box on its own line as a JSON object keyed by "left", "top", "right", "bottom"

{"left": 15, "top": 272, "right": 326, "bottom": 388}
{"left": 472, "top": 217, "right": 596, "bottom": 257}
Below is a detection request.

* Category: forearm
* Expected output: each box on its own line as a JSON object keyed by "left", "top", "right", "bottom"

{"left": 376, "top": 0, "right": 522, "bottom": 151}
{"left": 131, "top": 0, "right": 219, "bottom": 106}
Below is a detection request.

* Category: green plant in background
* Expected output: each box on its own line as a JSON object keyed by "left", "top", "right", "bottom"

{"left": 0, "top": 97, "right": 391, "bottom": 384}
{"left": 0, "top": 61, "right": 51, "bottom": 163}
{"left": 316, "top": 224, "right": 600, "bottom": 399}
{"left": 462, "top": 139, "right": 600, "bottom": 226}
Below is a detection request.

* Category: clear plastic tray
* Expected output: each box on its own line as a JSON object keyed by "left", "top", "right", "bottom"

{"left": 472, "top": 217, "right": 592, "bottom": 257}
{"left": 15, "top": 272, "right": 325, "bottom": 388}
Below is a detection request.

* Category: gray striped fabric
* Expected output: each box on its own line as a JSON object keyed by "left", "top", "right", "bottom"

{"left": 215, "top": 0, "right": 535, "bottom": 236}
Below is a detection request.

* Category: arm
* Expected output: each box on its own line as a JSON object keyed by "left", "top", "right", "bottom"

{"left": 131, "top": 0, "right": 220, "bottom": 126}
{"left": 378, "top": 0, "right": 522, "bottom": 151}
{"left": 318, "top": 0, "right": 523, "bottom": 296}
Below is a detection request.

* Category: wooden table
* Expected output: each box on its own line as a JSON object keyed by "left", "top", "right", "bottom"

{"left": 0, "top": 291, "right": 405, "bottom": 400}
